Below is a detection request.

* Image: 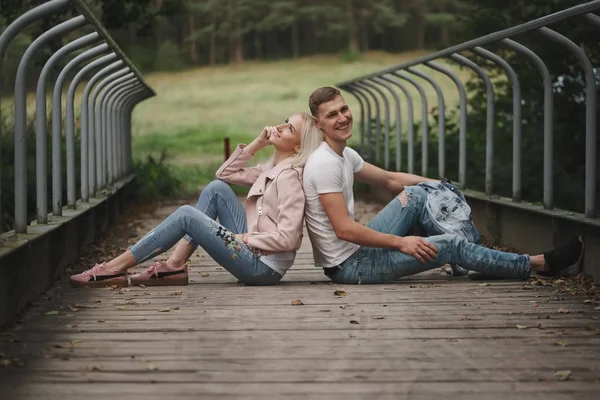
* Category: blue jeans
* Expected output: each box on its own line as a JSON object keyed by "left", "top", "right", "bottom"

{"left": 129, "top": 180, "right": 282, "bottom": 285}
{"left": 328, "top": 186, "right": 530, "bottom": 284}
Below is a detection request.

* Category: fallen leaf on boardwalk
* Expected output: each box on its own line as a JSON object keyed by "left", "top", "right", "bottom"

{"left": 594, "top": 307, "right": 600, "bottom": 310}
{"left": 554, "top": 279, "right": 565, "bottom": 285}
{"left": 516, "top": 325, "right": 528, "bottom": 329}
{"left": 554, "top": 370, "right": 571, "bottom": 381}
{"left": 349, "top": 320, "right": 359, "bottom": 324}
{"left": 586, "top": 325, "right": 597, "bottom": 331}
{"left": 45, "top": 311, "right": 59, "bottom": 316}
{"left": 291, "top": 300, "right": 304, "bottom": 306}
{"left": 147, "top": 363, "right": 158, "bottom": 371}
{"left": 107, "top": 285, "right": 119, "bottom": 290}
{"left": 478, "top": 283, "right": 490, "bottom": 287}
{"left": 522, "top": 285, "right": 535, "bottom": 290}
{"left": 201, "top": 272, "right": 210, "bottom": 277}
{"left": 139, "top": 284, "right": 147, "bottom": 289}
{"left": 82, "top": 366, "right": 101, "bottom": 372}
{"left": 558, "top": 307, "right": 570, "bottom": 314}
{"left": 1, "top": 359, "right": 10, "bottom": 368}
{"left": 584, "top": 299, "right": 593, "bottom": 304}
{"left": 340, "top": 305, "right": 348, "bottom": 309}
{"left": 116, "top": 306, "right": 129, "bottom": 310}
{"left": 471, "top": 291, "right": 483, "bottom": 295}
{"left": 97, "top": 320, "right": 105, "bottom": 323}
{"left": 555, "top": 341, "right": 568, "bottom": 347}
{"left": 68, "top": 305, "right": 78, "bottom": 312}
{"left": 459, "top": 316, "right": 472, "bottom": 321}
{"left": 159, "top": 308, "right": 171, "bottom": 312}
{"left": 334, "top": 290, "right": 347, "bottom": 297}
{"left": 373, "top": 316, "right": 385, "bottom": 320}
{"left": 170, "top": 291, "right": 183, "bottom": 296}
{"left": 65, "top": 314, "right": 74, "bottom": 317}
{"left": 70, "top": 340, "right": 80, "bottom": 349}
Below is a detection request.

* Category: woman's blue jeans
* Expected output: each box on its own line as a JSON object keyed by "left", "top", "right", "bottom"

{"left": 329, "top": 186, "right": 530, "bottom": 284}
{"left": 129, "top": 180, "right": 282, "bottom": 285}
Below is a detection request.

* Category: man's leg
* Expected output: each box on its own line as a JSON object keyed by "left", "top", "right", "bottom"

{"left": 366, "top": 186, "right": 429, "bottom": 237}
{"left": 168, "top": 180, "right": 247, "bottom": 269}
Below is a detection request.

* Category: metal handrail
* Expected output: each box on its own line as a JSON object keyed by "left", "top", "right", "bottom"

{"left": 0, "top": 0, "right": 155, "bottom": 235}
{"left": 337, "top": 1, "right": 600, "bottom": 218}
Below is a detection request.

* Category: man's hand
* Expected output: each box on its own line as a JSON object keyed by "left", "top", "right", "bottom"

{"left": 395, "top": 236, "right": 438, "bottom": 263}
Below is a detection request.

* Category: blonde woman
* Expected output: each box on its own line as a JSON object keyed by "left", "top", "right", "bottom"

{"left": 71, "top": 113, "right": 322, "bottom": 287}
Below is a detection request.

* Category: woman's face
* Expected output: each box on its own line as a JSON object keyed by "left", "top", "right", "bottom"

{"left": 268, "top": 114, "right": 302, "bottom": 153}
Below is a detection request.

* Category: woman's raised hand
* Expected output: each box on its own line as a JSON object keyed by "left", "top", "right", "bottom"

{"left": 245, "top": 126, "right": 277, "bottom": 156}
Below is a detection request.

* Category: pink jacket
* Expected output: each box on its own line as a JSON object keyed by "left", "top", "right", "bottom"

{"left": 215, "top": 145, "right": 305, "bottom": 254}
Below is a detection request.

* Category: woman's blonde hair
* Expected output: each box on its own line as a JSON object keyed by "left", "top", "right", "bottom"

{"left": 290, "top": 112, "right": 323, "bottom": 167}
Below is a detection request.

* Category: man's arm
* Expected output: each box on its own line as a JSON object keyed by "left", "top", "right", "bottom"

{"left": 319, "top": 192, "right": 437, "bottom": 263}
{"left": 354, "top": 162, "right": 438, "bottom": 193}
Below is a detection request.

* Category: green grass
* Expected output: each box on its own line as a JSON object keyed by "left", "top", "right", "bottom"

{"left": 128, "top": 50, "right": 471, "bottom": 193}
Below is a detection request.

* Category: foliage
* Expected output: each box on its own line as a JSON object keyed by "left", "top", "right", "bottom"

{"left": 131, "top": 150, "right": 182, "bottom": 200}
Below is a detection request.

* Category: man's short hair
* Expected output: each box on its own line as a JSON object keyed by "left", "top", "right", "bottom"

{"left": 309, "top": 86, "right": 341, "bottom": 116}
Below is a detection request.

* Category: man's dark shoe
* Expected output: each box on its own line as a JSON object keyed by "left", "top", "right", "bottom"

{"left": 540, "top": 236, "right": 584, "bottom": 277}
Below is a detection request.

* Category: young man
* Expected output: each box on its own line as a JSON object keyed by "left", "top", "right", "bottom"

{"left": 303, "top": 86, "right": 584, "bottom": 284}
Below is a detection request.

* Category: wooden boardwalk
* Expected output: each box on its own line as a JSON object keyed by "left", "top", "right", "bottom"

{"left": 1, "top": 199, "right": 600, "bottom": 399}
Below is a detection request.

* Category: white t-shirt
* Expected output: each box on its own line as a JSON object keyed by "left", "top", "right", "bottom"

{"left": 303, "top": 142, "right": 364, "bottom": 268}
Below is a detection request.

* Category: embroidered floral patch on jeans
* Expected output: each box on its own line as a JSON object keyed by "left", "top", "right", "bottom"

{"left": 216, "top": 226, "right": 243, "bottom": 259}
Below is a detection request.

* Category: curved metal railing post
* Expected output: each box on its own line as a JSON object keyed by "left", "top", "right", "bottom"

{"left": 38, "top": 33, "right": 100, "bottom": 214}
{"left": 538, "top": 27, "right": 596, "bottom": 218}
{"left": 360, "top": 80, "right": 390, "bottom": 169}
{"left": 14, "top": 16, "right": 87, "bottom": 230}
{"left": 407, "top": 67, "right": 446, "bottom": 178}
{"left": 354, "top": 82, "right": 382, "bottom": 164}
{"left": 501, "top": 39, "right": 553, "bottom": 206}
{"left": 371, "top": 77, "right": 402, "bottom": 171}
{"left": 96, "top": 74, "right": 136, "bottom": 188}
{"left": 339, "top": 85, "right": 367, "bottom": 155}
{"left": 81, "top": 60, "right": 124, "bottom": 200}
{"left": 472, "top": 47, "right": 523, "bottom": 203}
{"left": 347, "top": 83, "right": 374, "bottom": 161}
{"left": 51, "top": 43, "right": 110, "bottom": 215}
{"left": 103, "top": 80, "right": 139, "bottom": 183}
{"left": 391, "top": 71, "right": 429, "bottom": 177}
{"left": 424, "top": 61, "right": 468, "bottom": 187}
{"left": 449, "top": 54, "right": 496, "bottom": 196}
{"left": 122, "top": 91, "right": 152, "bottom": 174}
{"left": 112, "top": 85, "right": 145, "bottom": 180}
{"left": 0, "top": 0, "right": 71, "bottom": 232}
{"left": 379, "top": 75, "right": 416, "bottom": 174}
{"left": 89, "top": 67, "right": 131, "bottom": 194}
{"left": 65, "top": 52, "right": 116, "bottom": 208}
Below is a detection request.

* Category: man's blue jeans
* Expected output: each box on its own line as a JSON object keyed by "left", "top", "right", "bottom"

{"left": 328, "top": 186, "right": 530, "bottom": 284}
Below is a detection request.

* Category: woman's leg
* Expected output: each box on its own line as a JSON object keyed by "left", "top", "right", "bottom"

{"left": 168, "top": 180, "right": 248, "bottom": 269}
{"left": 127, "top": 205, "right": 280, "bottom": 285}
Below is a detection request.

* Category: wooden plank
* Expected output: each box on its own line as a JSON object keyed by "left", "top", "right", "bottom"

{"left": 1, "top": 197, "right": 600, "bottom": 399}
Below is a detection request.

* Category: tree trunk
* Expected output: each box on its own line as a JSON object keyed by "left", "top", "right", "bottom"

{"left": 254, "top": 30, "right": 262, "bottom": 59}
{"left": 188, "top": 9, "right": 198, "bottom": 64}
{"left": 228, "top": 0, "right": 236, "bottom": 63}
{"left": 235, "top": 18, "right": 244, "bottom": 63}
{"left": 440, "top": 24, "right": 449, "bottom": 45}
{"left": 210, "top": 27, "right": 217, "bottom": 65}
{"left": 347, "top": 0, "right": 359, "bottom": 52}
{"left": 415, "top": 13, "right": 425, "bottom": 49}
{"left": 291, "top": 19, "right": 299, "bottom": 58}
{"left": 154, "top": 0, "right": 164, "bottom": 49}
{"left": 361, "top": 22, "right": 369, "bottom": 52}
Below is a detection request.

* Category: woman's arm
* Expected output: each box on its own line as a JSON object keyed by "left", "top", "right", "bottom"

{"left": 215, "top": 126, "right": 277, "bottom": 186}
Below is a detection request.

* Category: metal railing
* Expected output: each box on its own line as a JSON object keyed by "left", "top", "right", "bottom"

{"left": 0, "top": 0, "right": 155, "bottom": 235}
{"left": 337, "top": 1, "right": 599, "bottom": 219}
